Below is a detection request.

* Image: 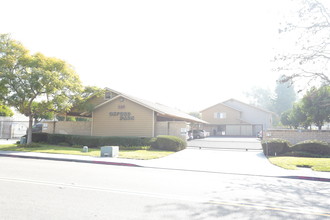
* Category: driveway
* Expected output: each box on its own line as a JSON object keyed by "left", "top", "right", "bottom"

{"left": 143, "top": 137, "right": 326, "bottom": 178}
{"left": 187, "top": 137, "right": 262, "bottom": 150}
{"left": 0, "top": 139, "right": 18, "bottom": 145}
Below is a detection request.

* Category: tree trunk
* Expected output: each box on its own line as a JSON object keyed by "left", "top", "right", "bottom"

{"left": 27, "top": 115, "right": 33, "bottom": 144}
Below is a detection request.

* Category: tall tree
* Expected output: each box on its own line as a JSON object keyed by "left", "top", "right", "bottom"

{"left": 275, "top": 0, "right": 330, "bottom": 88}
{"left": 302, "top": 86, "right": 330, "bottom": 130}
{"left": 273, "top": 78, "right": 297, "bottom": 115}
{"left": 245, "top": 86, "right": 274, "bottom": 111}
{"left": 0, "top": 34, "right": 82, "bottom": 143}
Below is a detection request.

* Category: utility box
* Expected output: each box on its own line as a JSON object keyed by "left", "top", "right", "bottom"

{"left": 82, "top": 146, "right": 88, "bottom": 153}
{"left": 20, "top": 136, "right": 26, "bottom": 144}
{"left": 100, "top": 146, "right": 119, "bottom": 157}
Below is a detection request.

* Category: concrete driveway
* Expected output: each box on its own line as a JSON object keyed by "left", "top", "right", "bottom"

{"left": 143, "top": 137, "right": 327, "bottom": 178}
{"left": 187, "top": 137, "right": 262, "bottom": 150}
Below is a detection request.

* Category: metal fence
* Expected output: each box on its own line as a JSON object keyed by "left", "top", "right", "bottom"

{"left": 0, "top": 120, "right": 29, "bottom": 139}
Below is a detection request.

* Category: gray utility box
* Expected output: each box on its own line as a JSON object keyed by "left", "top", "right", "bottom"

{"left": 100, "top": 146, "right": 119, "bottom": 157}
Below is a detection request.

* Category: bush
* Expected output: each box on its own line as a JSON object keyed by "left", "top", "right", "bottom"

{"left": 261, "top": 139, "right": 291, "bottom": 156}
{"left": 31, "top": 133, "right": 48, "bottom": 143}
{"left": 47, "top": 134, "right": 67, "bottom": 145}
{"left": 289, "top": 140, "right": 330, "bottom": 155}
{"left": 44, "top": 134, "right": 153, "bottom": 148}
{"left": 152, "top": 135, "right": 187, "bottom": 152}
{"left": 22, "top": 133, "right": 48, "bottom": 143}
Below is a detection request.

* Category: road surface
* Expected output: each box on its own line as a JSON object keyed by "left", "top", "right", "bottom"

{"left": 0, "top": 157, "right": 329, "bottom": 219}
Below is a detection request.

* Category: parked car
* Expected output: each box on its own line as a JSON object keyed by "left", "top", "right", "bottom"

{"left": 32, "top": 123, "right": 44, "bottom": 133}
{"left": 190, "top": 130, "right": 207, "bottom": 139}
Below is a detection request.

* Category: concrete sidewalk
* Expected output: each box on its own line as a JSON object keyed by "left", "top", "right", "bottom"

{"left": 0, "top": 148, "right": 329, "bottom": 181}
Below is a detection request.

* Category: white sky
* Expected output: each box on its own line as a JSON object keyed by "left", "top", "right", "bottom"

{"left": 1, "top": 0, "right": 295, "bottom": 112}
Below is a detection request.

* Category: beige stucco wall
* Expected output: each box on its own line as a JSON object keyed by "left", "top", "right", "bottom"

{"left": 92, "top": 97, "right": 154, "bottom": 137}
{"left": 201, "top": 103, "right": 241, "bottom": 124}
{"left": 264, "top": 129, "right": 330, "bottom": 144}
{"left": 43, "top": 121, "right": 92, "bottom": 136}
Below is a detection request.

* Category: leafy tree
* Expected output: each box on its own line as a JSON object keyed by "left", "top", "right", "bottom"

{"left": 31, "top": 104, "right": 55, "bottom": 124}
{"left": 275, "top": 0, "right": 330, "bottom": 88}
{"left": 246, "top": 79, "right": 296, "bottom": 116}
{"left": 291, "top": 102, "right": 311, "bottom": 129}
{"left": 302, "top": 86, "right": 330, "bottom": 130}
{"left": 244, "top": 87, "right": 274, "bottom": 110}
{"left": 69, "top": 86, "right": 105, "bottom": 115}
{"left": 0, "top": 34, "right": 82, "bottom": 143}
{"left": 281, "top": 102, "right": 311, "bottom": 129}
{"left": 0, "top": 105, "right": 14, "bottom": 117}
{"left": 280, "top": 110, "right": 292, "bottom": 128}
{"left": 272, "top": 79, "right": 297, "bottom": 115}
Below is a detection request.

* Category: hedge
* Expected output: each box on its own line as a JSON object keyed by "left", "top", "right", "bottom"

{"left": 262, "top": 139, "right": 330, "bottom": 157}
{"left": 261, "top": 139, "right": 291, "bottom": 156}
{"left": 151, "top": 135, "right": 187, "bottom": 152}
{"left": 30, "top": 133, "right": 186, "bottom": 151}
{"left": 31, "top": 133, "right": 153, "bottom": 148}
{"left": 289, "top": 140, "right": 330, "bottom": 155}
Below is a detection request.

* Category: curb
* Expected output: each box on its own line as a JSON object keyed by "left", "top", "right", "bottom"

{"left": 280, "top": 176, "right": 330, "bottom": 182}
{"left": 0, "top": 153, "right": 141, "bottom": 167}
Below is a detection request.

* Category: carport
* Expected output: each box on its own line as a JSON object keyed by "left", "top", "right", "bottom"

{"left": 205, "top": 124, "right": 263, "bottom": 137}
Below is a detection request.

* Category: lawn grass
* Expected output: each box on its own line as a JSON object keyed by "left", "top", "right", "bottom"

{"left": 269, "top": 157, "right": 330, "bottom": 172}
{"left": 0, "top": 144, "right": 174, "bottom": 160}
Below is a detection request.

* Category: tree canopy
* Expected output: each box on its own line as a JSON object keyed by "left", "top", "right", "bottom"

{"left": 0, "top": 34, "right": 83, "bottom": 143}
{"left": 272, "top": 79, "right": 297, "bottom": 115}
{"left": 280, "top": 85, "right": 330, "bottom": 130}
{"left": 0, "top": 105, "right": 14, "bottom": 117}
{"left": 302, "top": 86, "right": 330, "bottom": 129}
{"left": 275, "top": 0, "right": 330, "bottom": 89}
{"left": 245, "top": 77, "right": 296, "bottom": 116}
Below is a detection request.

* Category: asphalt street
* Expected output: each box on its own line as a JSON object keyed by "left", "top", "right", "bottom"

{"left": 0, "top": 157, "right": 329, "bottom": 220}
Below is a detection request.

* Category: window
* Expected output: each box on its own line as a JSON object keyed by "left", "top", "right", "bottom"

{"left": 214, "top": 112, "right": 226, "bottom": 119}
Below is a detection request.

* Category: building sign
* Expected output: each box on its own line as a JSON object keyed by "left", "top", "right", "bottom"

{"left": 109, "top": 112, "right": 135, "bottom": 120}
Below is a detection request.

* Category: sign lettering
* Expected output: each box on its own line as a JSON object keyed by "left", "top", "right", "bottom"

{"left": 109, "top": 112, "right": 135, "bottom": 120}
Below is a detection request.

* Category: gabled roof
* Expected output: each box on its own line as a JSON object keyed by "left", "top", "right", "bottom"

{"left": 200, "top": 102, "right": 241, "bottom": 113}
{"left": 94, "top": 92, "right": 207, "bottom": 124}
{"left": 222, "top": 98, "right": 275, "bottom": 114}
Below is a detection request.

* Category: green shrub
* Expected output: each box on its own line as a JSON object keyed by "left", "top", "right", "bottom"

{"left": 31, "top": 133, "right": 48, "bottom": 143}
{"left": 152, "top": 135, "right": 187, "bottom": 152}
{"left": 289, "top": 140, "right": 330, "bottom": 155}
{"left": 21, "top": 133, "right": 47, "bottom": 144}
{"left": 45, "top": 134, "right": 153, "bottom": 148}
{"left": 261, "top": 139, "right": 291, "bottom": 156}
{"left": 47, "top": 134, "right": 67, "bottom": 145}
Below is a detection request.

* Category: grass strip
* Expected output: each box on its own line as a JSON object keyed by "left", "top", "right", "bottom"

{"left": 0, "top": 144, "right": 174, "bottom": 160}
{"left": 269, "top": 157, "right": 330, "bottom": 172}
